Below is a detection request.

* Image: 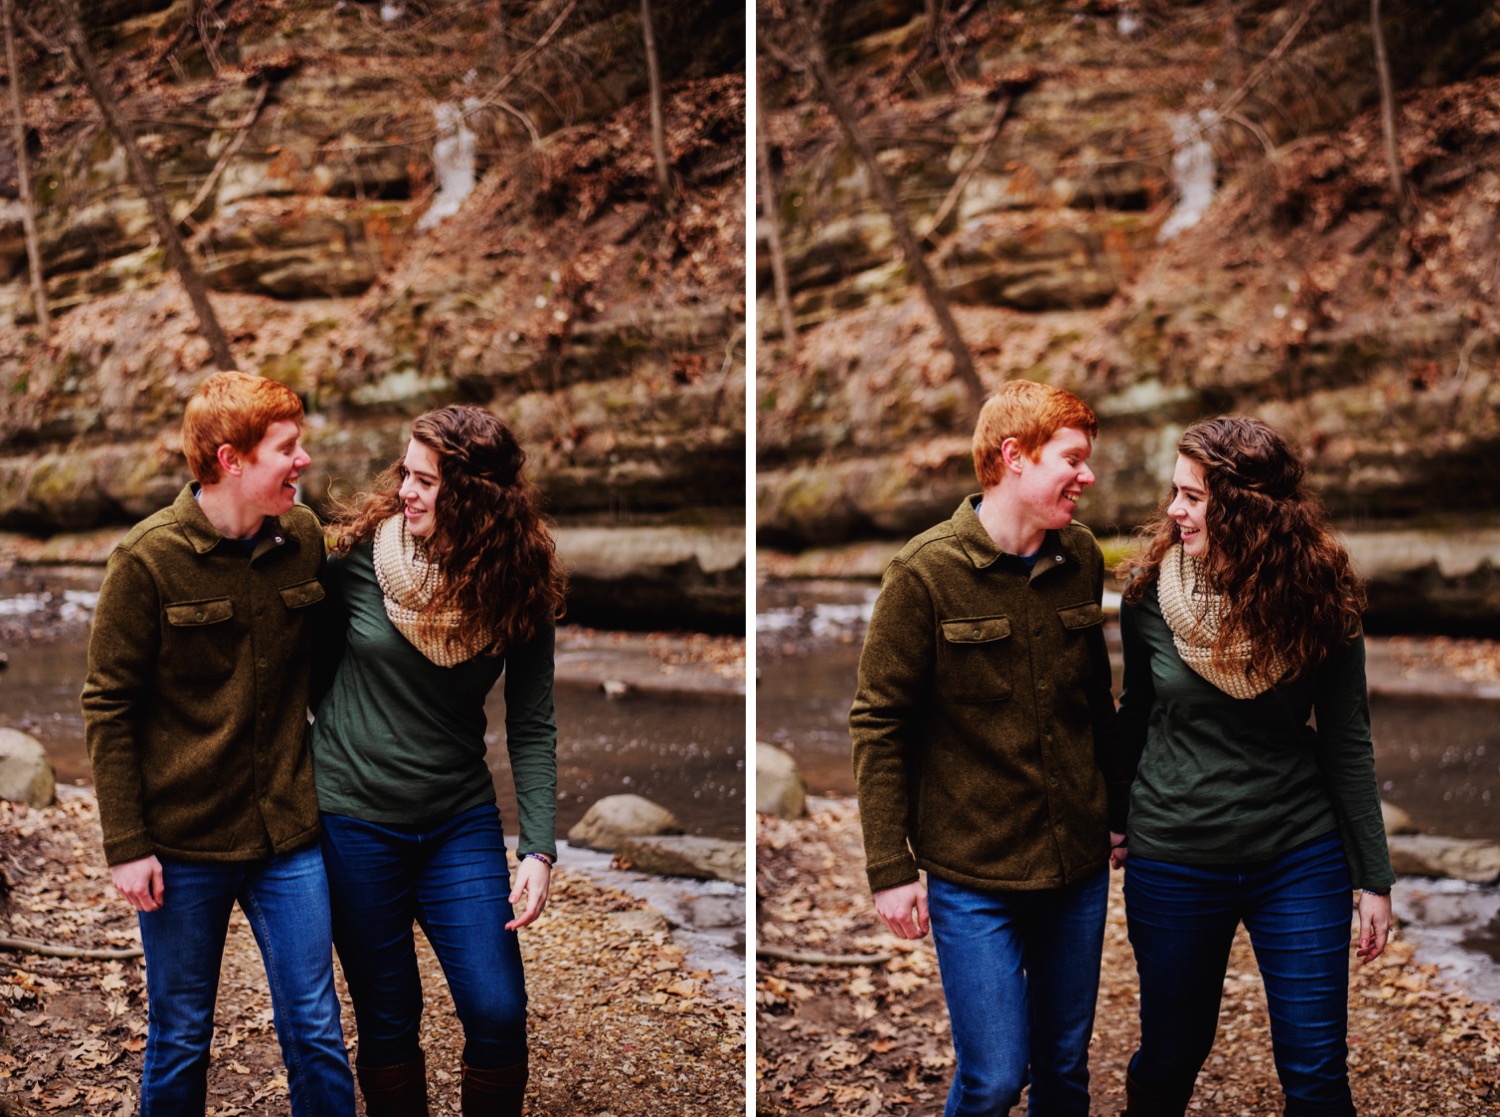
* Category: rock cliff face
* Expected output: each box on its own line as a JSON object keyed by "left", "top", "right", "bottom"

{"left": 756, "top": 0, "right": 1500, "bottom": 632}
{"left": 0, "top": 0, "right": 745, "bottom": 631}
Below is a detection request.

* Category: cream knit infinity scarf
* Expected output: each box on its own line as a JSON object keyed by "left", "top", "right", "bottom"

{"left": 1157, "top": 544, "right": 1286, "bottom": 700}
{"left": 372, "top": 514, "right": 490, "bottom": 667}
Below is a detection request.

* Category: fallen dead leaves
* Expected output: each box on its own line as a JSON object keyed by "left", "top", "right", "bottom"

{"left": 756, "top": 798, "right": 1500, "bottom": 1116}
{"left": 0, "top": 791, "right": 744, "bottom": 1116}
{"left": 1389, "top": 637, "right": 1500, "bottom": 686}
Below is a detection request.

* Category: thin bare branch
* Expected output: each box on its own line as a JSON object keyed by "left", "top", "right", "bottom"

{"left": 3, "top": 0, "right": 50, "bottom": 335}
{"left": 641, "top": 0, "right": 670, "bottom": 201}
{"left": 59, "top": 0, "right": 236, "bottom": 370}
{"left": 1370, "top": 0, "right": 1413, "bottom": 224}
{"left": 175, "top": 81, "right": 269, "bottom": 228}
{"left": 757, "top": 943, "right": 894, "bottom": 966}
{"left": 476, "top": 0, "right": 578, "bottom": 110}
{"left": 784, "top": 0, "right": 984, "bottom": 416}
{"left": 921, "top": 91, "right": 1012, "bottom": 242}
{"left": 756, "top": 78, "right": 797, "bottom": 355}
{"left": 493, "top": 97, "right": 542, "bottom": 146}
{"left": 1214, "top": 0, "right": 1321, "bottom": 123}
{"left": 0, "top": 935, "right": 144, "bottom": 961}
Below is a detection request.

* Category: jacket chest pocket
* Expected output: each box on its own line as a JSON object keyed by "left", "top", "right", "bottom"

{"left": 1050, "top": 600, "right": 1106, "bottom": 687}
{"left": 279, "top": 579, "right": 325, "bottom": 611}
{"left": 937, "top": 615, "right": 1013, "bottom": 703}
{"left": 1057, "top": 601, "right": 1105, "bottom": 633}
{"left": 163, "top": 597, "right": 236, "bottom": 680}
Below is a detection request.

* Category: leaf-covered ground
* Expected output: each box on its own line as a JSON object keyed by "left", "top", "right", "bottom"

{"left": 756, "top": 799, "right": 1500, "bottom": 1117}
{"left": 0, "top": 791, "right": 745, "bottom": 1116}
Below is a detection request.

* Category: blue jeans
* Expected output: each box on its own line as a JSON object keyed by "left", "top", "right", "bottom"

{"left": 1124, "top": 830, "right": 1356, "bottom": 1116}
{"left": 927, "top": 869, "right": 1108, "bottom": 1117}
{"left": 320, "top": 804, "right": 528, "bottom": 1070}
{"left": 136, "top": 845, "right": 354, "bottom": 1117}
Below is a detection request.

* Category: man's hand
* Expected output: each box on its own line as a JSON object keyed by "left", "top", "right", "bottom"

{"left": 506, "top": 856, "right": 552, "bottom": 930}
{"left": 874, "top": 880, "right": 930, "bottom": 940}
{"left": 1109, "top": 831, "right": 1129, "bottom": 870}
{"left": 112, "top": 855, "right": 165, "bottom": 912}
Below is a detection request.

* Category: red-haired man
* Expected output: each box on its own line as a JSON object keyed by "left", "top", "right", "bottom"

{"left": 851, "top": 378, "right": 1125, "bottom": 1116}
{"left": 83, "top": 370, "right": 354, "bottom": 1115}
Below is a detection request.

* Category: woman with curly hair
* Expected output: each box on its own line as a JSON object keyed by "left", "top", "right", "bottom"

{"left": 1113, "top": 416, "right": 1394, "bottom": 1117}
{"left": 311, "top": 405, "right": 567, "bottom": 1117}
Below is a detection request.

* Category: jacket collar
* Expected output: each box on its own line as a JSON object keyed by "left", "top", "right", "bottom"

{"left": 174, "top": 482, "right": 290, "bottom": 559}
{"left": 952, "top": 494, "right": 1070, "bottom": 577}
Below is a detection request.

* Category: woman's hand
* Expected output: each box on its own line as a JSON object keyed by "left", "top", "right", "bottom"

{"left": 1356, "top": 890, "right": 1393, "bottom": 963}
{"left": 506, "top": 856, "right": 552, "bottom": 930}
{"left": 1109, "top": 831, "right": 1129, "bottom": 870}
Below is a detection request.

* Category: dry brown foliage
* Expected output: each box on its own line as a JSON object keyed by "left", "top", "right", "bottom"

{"left": 0, "top": 791, "right": 744, "bottom": 1115}
{"left": 757, "top": 799, "right": 1500, "bottom": 1116}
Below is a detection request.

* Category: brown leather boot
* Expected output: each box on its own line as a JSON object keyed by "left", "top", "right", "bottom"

{"left": 460, "top": 1059, "right": 527, "bottom": 1117}
{"left": 1122, "top": 1070, "right": 1188, "bottom": 1117}
{"left": 356, "top": 1053, "right": 430, "bottom": 1117}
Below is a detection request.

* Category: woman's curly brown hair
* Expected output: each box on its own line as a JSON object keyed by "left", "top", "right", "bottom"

{"left": 332, "top": 405, "right": 568, "bottom": 656}
{"left": 1119, "top": 416, "right": 1366, "bottom": 684}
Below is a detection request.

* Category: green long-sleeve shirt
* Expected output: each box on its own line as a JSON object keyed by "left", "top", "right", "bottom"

{"left": 1118, "top": 590, "right": 1394, "bottom": 890}
{"left": 310, "top": 542, "right": 558, "bottom": 860}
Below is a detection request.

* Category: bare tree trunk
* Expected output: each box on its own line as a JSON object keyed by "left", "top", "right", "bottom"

{"left": 787, "top": 0, "right": 984, "bottom": 416}
{"left": 59, "top": 0, "right": 237, "bottom": 370}
{"left": 1220, "top": 0, "right": 1244, "bottom": 84}
{"left": 755, "top": 77, "right": 797, "bottom": 357}
{"left": 3, "top": 0, "right": 50, "bottom": 335}
{"left": 485, "top": 0, "right": 509, "bottom": 66}
{"left": 1370, "top": 0, "right": 1413, "bottom": 223}
{"left": 640, "top": 0, "right": 670, "bottom": 201}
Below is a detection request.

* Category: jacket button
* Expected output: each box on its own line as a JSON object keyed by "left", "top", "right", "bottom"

{"left": 971, "top": 627, "right": 981, "bottom": 638}
{"left": 195, "top": 610, "right": 204, "bottom": 620}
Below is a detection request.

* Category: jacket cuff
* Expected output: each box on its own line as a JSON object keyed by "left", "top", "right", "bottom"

{"left": 865, "top": 852, "right": 920, "bottom": 894}
{"left": 103, "top": 831, "right": 156, "bottom": 868}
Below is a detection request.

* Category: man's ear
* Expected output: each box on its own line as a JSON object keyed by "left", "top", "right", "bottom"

{"left": 999, "top": 436, "right": 1027, "bottom": 474}
{"left": 215, "top": 443, "right": 242, "bottom": 478}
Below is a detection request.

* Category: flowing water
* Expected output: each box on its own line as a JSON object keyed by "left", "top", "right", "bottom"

{"left": 0, "top": 573, "right": 745, "bottom": 842}
{"left": 757, "top": 578, "right": 1500, "bottom": 1008}
{"left": 0, "top": 569, "right": 746, "bottom": 993}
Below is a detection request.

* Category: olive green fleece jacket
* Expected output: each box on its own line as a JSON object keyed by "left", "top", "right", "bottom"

{"left": 82, "top": 484, "right": 327, "bottom": 867}
{"left": 850, "top": 496, "right": 1126, "bottom": 895}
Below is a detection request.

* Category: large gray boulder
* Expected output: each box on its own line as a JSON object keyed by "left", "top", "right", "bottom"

{"left": 1381, "top": 800, "right": 1417, "bottom": 836}
{"left": 615, "top": 835, "right": 745, "bottom": 885}
{"left": 1387, "top": 834, "right": 1500, "bottom": 884}
{"left": 756, "top": 742, "right": 806, "bottom": 819}
{"left": 0, "top": 728, "right": 57, "bottom": 808}
{"left": 566, "top": 794, "right": 682, "bottom": 852}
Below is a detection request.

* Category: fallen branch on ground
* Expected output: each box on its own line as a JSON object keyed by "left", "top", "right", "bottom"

{"left": 0, "top": 935, "right": 143, "bottom": 960}
{"left": 757, "top": 943, "right": 893, "bottom": 966}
